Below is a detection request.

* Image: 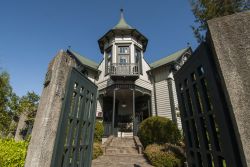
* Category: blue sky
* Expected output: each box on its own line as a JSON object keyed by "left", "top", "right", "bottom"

{"left": 0, "top": 0, "right": 198, "bottom": 97}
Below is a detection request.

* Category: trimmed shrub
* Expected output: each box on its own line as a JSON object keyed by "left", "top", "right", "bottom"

{"left": 92, "top": 142, "right": 103, "bottom": 159}
{"left": 163, "top": 143, "right": 186, "bottom": 164}
{"left": 94, "top": 121, "right": 104, "bottom": 142}
{"left": 138, "top": 116, "right": 181, "bottom": 147}
{"left": 0, "top": 138, "right": 28, "bottom": 167}
{"left": 144, "top": 144, "right": 181, "bottom": 167}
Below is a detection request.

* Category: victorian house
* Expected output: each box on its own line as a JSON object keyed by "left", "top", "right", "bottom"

{"left": 66, "top": 10, "right": 191, "bottom": 137}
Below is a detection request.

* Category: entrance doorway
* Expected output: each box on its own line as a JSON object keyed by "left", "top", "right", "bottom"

{"left": 101, "top": 86, "right": 151, "bottom": 137}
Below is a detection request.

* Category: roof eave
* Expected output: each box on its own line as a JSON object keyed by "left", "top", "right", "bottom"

{"left": 98, "top": 29, "right": 148, "bottom": 53}
{"left": 67, "top": 50, "right": 100, "bottom": 72}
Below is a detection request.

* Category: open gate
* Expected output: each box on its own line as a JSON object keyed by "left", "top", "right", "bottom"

{"left": 51, "top": 67, "right": 98, "bottom": 167}
{"left": 174, "top": 43, "right": 244, "bottom": 167}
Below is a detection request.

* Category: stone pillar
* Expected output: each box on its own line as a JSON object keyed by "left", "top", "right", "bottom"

{"left": 25, "top": 51, "right": 76, "bottom": 167}
{"left": 207, "top": 11, "right": 250, "bottom": 166}
{"left": 14, "top": 112, "right": 27, "bottom": 141}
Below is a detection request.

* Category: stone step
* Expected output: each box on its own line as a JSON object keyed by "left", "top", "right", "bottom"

{"left": 105, "top": 146, "right": 138, "bottom": 155}
{"left": 92, "top": 154, "right": 153, "bottom": 167}
{"left": 117, "top": 132, "right": 134, "bottom": 138}
{"left": 92, "top": 137, "right": 152, "bottom": 167}
{"left": 109, "top": 137, "right": 136, "bottom": 147}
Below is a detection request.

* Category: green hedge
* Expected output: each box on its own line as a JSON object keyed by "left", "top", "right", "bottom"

{"left": 0, "top": 139, "right": 28, "bottom": 167}
{"left": 138, "top": 116, "right": 181, "bottom": 147}
{"left": 144, "top": 144, "right": 183, "bottom": 167}
{"left": 92, "top": 142, "right": 103, "bottom": 159}
{"left": 94, "top": 121, "right": 104, "bottom": 142}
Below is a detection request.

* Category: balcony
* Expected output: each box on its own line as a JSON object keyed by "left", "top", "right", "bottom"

{"left": 109, "top": 63, "right": 139, "bottom": 80}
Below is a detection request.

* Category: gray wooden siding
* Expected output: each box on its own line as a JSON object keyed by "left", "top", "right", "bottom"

{"left": 155, "top": 80, "right": 172, "bottom": 119}
{"left": 135, "top": 79, "right": 152, "bottom": 91}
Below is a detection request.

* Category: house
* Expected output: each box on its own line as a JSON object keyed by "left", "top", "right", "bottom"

{"left": 66, "top": 9, "right": 191, "bottom": 137}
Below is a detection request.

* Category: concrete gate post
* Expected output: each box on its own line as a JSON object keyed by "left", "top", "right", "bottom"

{"left": 208, "top": 11, "right": 250, "bottom": 166}
{"left": 25, "top": 50, "right": 76, "bottom": 167}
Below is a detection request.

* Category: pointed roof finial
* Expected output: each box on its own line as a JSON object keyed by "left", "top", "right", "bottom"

{"left": 113, "top": 8, "right": 133, "bottom": 29}
{"left": 120, "top": 8, "right": 124, "bottom": 18}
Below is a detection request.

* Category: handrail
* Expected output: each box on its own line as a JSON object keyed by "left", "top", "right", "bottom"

{"left": 109, "top": 63, "right": 139, "bottom": 75}
{"left": 134, "top": 136, "right": 144, "bottom": 154}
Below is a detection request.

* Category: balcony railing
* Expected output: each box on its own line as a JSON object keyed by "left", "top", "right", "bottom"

{"left": 109, "top": 63, "right": 139, "bottom": 76}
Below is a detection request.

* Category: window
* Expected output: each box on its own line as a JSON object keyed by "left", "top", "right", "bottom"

{"left": 119, "top": 55, "right": 127, "bottom": 64}
{"left": 118, "top": 46, "right": 129, "bottom": 54}
{"left": 135, "top": 47, "right": 142, "bottom": 74}
{"left": 118, "top": 45, "right": 130, "bottom": 64}
{"left": 105, "top": 48, "right": 112, "bottom": 75}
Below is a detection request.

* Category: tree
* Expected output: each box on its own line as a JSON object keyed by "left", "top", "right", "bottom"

{"left": 0, "top": 71, "right": 16, "bottom": 136}
{"left": 17, "top": 91, "right": 39, "bottom": 138}
{"left": 190, "top": 0, "right": 249, "bottom": 43}
{"left": 0, "top": 70, "right": 40, "bottom": 138}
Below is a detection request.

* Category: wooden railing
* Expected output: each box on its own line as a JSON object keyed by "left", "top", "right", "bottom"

{"left": 109, "top": 63, "right": 139, "bottom": 75}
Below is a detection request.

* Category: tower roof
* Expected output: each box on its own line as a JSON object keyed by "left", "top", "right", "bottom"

{"left": 113, "top": 9, "right": 133, "bottom": 29}
{"left": 98, "top": 9, "right": 148, "bottom": 54}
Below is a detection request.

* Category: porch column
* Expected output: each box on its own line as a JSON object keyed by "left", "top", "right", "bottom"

{"left": 132, "top": 89, "right": 135, "bottom": 136}
{"left": 147, "top": 99, "right": 151, "bottom": 117}
{"left": 112, "top": 89, "right": 116, "bottom": 135}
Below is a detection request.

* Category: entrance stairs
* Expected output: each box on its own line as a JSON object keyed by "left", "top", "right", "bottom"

{"left": 92, "top": 136, "right": 153, "bottom": 167}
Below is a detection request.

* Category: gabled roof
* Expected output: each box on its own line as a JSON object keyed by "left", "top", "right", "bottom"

{"left": 113, "top": 9, "right": 133, "bottom": 29}
{"left": 150, "top": 48, "right": 189, "bottom": 69}
{"left": 67, "top": 49, "right": 99, "bottom": 71}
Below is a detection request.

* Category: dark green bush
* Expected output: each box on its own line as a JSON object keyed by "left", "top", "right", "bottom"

{"left": 92, "top": 142, "right": 103, "bottom": 159}
{"left": 144, "top": 144, "right": 181, "bottom": 167}
{"left": 138, "top": 116, "right": 181, "bottom": 147}
{"left": 0, "top": 138, "right": 28, "bottom": 167}
{"left": 94, "top": 121, "right": 104, "bottom": 142}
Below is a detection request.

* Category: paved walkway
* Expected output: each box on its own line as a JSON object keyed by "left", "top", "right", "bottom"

{"left": 92, "top": 137, "right": 153, "bottom": 167}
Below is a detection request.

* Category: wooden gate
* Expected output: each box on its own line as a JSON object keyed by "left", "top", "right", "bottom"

{"left": 174, "top": 43, "right": 244, "bottom": 167}
{"left": 51, "top": 67, "right": 98, "bottom": 167}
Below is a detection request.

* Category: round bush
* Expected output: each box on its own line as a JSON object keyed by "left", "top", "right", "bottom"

{"left": 138, "top": 116, "right": 181, "bottom": 146}
{"left": 92, "top": 142, "right": 103, "bottom": 159}
{"left": 144, "top": 144, "right": 181, "bottom": 167}
{"left": 94, "top": 121, "right": 104, "bottom": 142}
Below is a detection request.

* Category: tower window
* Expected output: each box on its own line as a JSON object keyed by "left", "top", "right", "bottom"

{"left": 118, "top": 46, "right": 129, "bottom": 54}
{"left": 117, "top": 45, "right": 130, "bottom": 64}
{"left": 105, "top": 48, "right": 112, "bottom": 75}
{"left": 135, "top": 47, "right": 143, "bottom": 74}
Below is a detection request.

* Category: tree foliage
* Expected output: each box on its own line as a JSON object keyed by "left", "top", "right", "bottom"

{"left": 17, "top": 91, "right": 40, "bottom": 138}
{"left": 0, "top": 72, "right": 17, "bottom": 136}
{"left": 190, "top": 0, "right": 249, "bottom": 43}
{"left": 0, "top": 70, "right": 40, "bottom": 137}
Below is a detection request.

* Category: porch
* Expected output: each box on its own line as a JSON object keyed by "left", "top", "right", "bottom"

{"left": 99, "top": 84, "right": 151, "bottom": 137}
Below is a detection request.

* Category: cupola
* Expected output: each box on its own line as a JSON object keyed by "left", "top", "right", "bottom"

{"left": 98, "top": 9, "right": 148, "bottom": 80}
